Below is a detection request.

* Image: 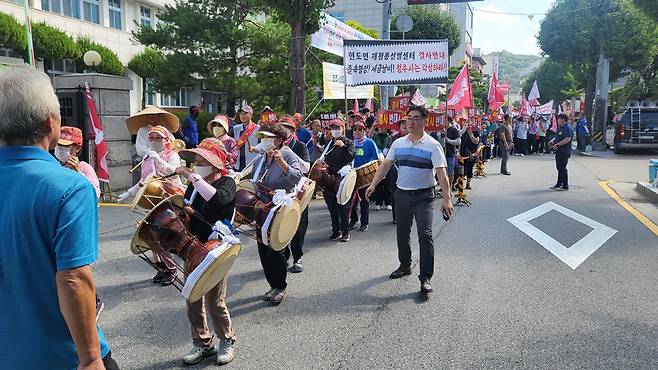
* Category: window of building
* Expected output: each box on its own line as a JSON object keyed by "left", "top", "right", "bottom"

{"left": 160, "top": 88, "right": 191, "bottom": 107}
{"left": 108, "top": 0, "right": 122, "bottom": 30}
{"left": 329, "top": 11, "right": 344, "bottom": 22}
{"left": 42, "top": 0, "right": 82, "bottom": 20}
{"left": 0, "top": 48, "right": 23, "bottom": 59}
{"left": 144, "top": 78, "right": 156, "bottom": 106}
{"left": 140, "top": 6, "right": 152, "bottom": 27}
{"left": 82, "top": 0, "right": 100, "bottom": 24}
{"left": 44, "top": 59, "right": 77, "bottom": 77}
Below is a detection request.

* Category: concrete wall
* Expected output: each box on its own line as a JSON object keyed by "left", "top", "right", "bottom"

{"left": 53, "top": 73, "right": 134, "bottom": 192}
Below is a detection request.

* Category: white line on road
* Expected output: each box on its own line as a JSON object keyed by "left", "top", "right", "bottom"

{"left": 507, "top": 202, "right": 617, "bottom": 270}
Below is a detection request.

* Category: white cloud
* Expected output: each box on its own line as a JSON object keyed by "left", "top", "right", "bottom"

{"left": 506, "top": 36, "right": 542, "bottom": 56}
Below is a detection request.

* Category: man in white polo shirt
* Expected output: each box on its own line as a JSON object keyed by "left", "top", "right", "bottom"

{"left": 366, "top": 105, "right": 453, "bottom": 294}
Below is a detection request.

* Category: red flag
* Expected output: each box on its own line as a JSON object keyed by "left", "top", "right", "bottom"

{"left": 498, "top": 81, "right": 510, "bottom": 94}
{"left": 447, "top": 64, "right": 473, "bottom": 113}
{"left": 353, "top": 99, "right": 359, "bottom": 113}
{"left": 84, "top": 83, "right": 110, "bottom": 183}
{"left": 365, "top": 98, "right": 374, "bottom": 112}
{"left": 487, "top": 68, "right": 499, "bottom": 111}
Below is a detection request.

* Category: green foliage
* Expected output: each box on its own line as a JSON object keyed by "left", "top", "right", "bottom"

{"left": 391, "top": 5, "right": 461, "bottom": 56}
{"left": 0, "top": 12, "right": 26, "bottom": 52}
{"left": 538, "top": 0, "right": 658, "bottom": 81}
{"left": 264, "top": 0, "right": 335, "bottom": 35}
{"left": 76, "top": 37, "right": 124, "bottom": 75}
{"left": 32, "top": 22, "right": 81, "bottom": 61}
{"left": 521, "top": 59, "right": 580, "bottom": 105}
{"left": 345, "top": 20, "right": 379, "bottom": 39}
{"left": 632, "top": 0, "right": 658, "bottom": 20}
{"left": 487, "top": 50, "right": 543, "bottom": 94}
{"left": 174, "top": 110, "right": 214, "bottom": 140}
{"left": 128, "top": 48, "right": 164, "bottom": 78}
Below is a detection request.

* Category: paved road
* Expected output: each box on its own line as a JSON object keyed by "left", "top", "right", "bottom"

{"left": 95, "top": 151, "right": 657, "bottom": 369}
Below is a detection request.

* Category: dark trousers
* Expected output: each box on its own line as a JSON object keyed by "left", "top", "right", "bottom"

{"left": 500, "top": 147, "right": 510, "bottom": 173}
{"left": 103, "top": 352, "right": 120, "bottom": 370}
{"left": 350, "top": 188, "right": 370, "bottom": 226}
{"left": 577, "top": 134, "right": 585, "bottom": 151}
{"left": 257, "top": 242, "right": 287, "bottom": 290}
{"left": 527, "top": 135, "right": 536, "bottom": 154}
{"left": 516, "top": 138, "right": 527, "bottom": 154}
{"left": 394, "top": 188, "right": 435, "bottom": 282}
{"left": 463, "top": 159, "right": 475, "bottom": 179}
{"left": 555, "top": 152, "right": 570, "bottom": 188}
{"left": 537, "top": 136, "right": 546, "bottom": 153}
{"left": 324, "top": 190, "right": 349, "bottom": 233}
{"left": 373, "top": 175, "right": 392, "bottom": 206}
{"left": 285, "top": 208, "right": 308, "bottom": 263}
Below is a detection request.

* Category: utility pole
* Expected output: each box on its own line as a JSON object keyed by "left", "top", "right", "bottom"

{"left": 593, "top": 1, "right": 615, "bottom": 151}
{"left": 381, "top": 0, "right": 392, "bottom": 109}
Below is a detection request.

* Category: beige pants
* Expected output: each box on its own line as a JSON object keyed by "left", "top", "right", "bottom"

{"left": 186, "top": 275, "right": 236, "bottom": 348}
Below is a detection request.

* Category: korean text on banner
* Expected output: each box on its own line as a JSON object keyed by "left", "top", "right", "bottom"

{"left": 322, "top": 62, "right": 374, "bottom": 100}
{"left": 534, "top": 100, "right": 554, "bottom": 115}
{"left": 311, "top": 13, "right": 375, "bottom": 57}
{"left": 344, "top": 40, "right": 449, "bottom": 87}
{"left": 377, "top": 109, "right": 445, "bottom": 132}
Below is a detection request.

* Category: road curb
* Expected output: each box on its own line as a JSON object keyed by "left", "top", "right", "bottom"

{"left": 636, "top": 182, "right": 658, "bottom": 205}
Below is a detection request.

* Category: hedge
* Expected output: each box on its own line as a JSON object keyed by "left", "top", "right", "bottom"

{"left": 0, "top": 12, "right": 26, "bottom": 52}
{"left": 128, "top": 48, "right": 164, "bottom": 78}
{"left": 32, "top": 22, "right": 81, "bottom": 61}
{"left": 76, "top": 37, "right": 124, "bottom": 76}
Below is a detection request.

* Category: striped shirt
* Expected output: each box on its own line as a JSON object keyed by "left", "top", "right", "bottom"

{"left": 386, "top": 133, "right": 447, "bottom": 190}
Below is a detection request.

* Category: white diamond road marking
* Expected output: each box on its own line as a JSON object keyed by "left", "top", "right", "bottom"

{"left": 507, "top": 202, "right": 617, "bottom": 270}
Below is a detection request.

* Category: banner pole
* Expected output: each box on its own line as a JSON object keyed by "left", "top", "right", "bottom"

{"left": 307, "top": 98, "right": 324, "bottom": 118}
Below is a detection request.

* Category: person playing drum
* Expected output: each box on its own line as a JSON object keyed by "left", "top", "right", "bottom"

{"left": 318, "top": 118, "right": 355, "bottom": 242}
{"left": 54, "top": 126, "right": 101, "bottom": 198}
{"left": 279, "top": 116, "right": 311, "bottom": 273}
{"left": 349, "top": 118, "right": 383, "bottom": 232}
{"left": 207, "top": 114, "right": 239, "bottom": 170}
{"left": 118, "top": 125, "right": 183, "bottom": 286}
{"left": 175, "top": 137, "right": 238, "bottom": 366}
{"left": 251, "top": 123, "right": 304, "bottom": 305}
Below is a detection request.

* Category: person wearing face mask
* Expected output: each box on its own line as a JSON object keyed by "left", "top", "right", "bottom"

{"left": 175, "top": 138, "right": 238, "bottom": 366}
{"left": 279, "top": 117, "right": 311, "bottom": 273}
{"left": 251, "top": 123, "right": 304, "bottom": 306}
{"left": 55, "top": 126, "right": 101, "bottom": 199}
{"left": 349, "top": 118, "right": 383, "bottom": 232}
{"left": 318, "top": 118, "right": 355, "bottom": 242}
{"left": 118, "top": 125, "right": 184, "bottom": 286}
{"left": 207, "top": 114, "right": 238, "bottom": 169}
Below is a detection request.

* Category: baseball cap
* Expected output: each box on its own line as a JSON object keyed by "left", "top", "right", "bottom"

{"left": 239, "top": 105, "right": 254, "bottom": 114}
{"left": 58, "top": 126, "right": 83, "bottom": 146}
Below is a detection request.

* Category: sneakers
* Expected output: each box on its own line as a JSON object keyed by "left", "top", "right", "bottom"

{"left": 339, "top": 232, "right": 350, "bottom": 242}
{"left": 358, "top": 225, "right": 368, "bottom": 232}
{"left": 386, "top": 205, "right": 393, "bottom": 211}
{"left": 216, "top": 340, "right": 235, "bottom": 365}
{"left": 550, "top": 185, "right": 561, "bottom": 190}
{"left": 270, "top": 289, "right": 286, "bottom": 305}
{"left": 374, "top": 205, "right": 381, "bottom": 211}
{"left": 182, "top": 345, "right": 217, "bottom": 365}
{"left": 420, "top": 280, "right": 433, "bottom": 294}
{"left": 329, "top": 232, "right": 341, "bottom": 241}
{"left": 348, "top": 220, "right": 358, "bottom": 231}
{"left": 290, "top": 261, "right": 303, "bottom": 273}
{"left": 501, "top": 171, "right": 511, "bottom": 176}
{"left": 263, "top": 288, "right": 276, "bottom": 301}
{"left": 389, "top": 265, "right": 412, "bottom": 279}
{"left": 556, "top": 187, "right": 569, "bottom": 191}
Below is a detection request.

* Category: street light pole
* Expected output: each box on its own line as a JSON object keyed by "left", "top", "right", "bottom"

{"left": 381, "top": 0, "right": 391, "bottom": 109}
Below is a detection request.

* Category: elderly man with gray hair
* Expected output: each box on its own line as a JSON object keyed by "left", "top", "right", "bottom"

{"left": 0, "top": 67, "right": 118, "bottom": 370}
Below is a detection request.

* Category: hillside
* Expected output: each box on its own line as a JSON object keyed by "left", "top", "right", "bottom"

{"left": 483, "top": 51, "right": 544, "bottom": 94}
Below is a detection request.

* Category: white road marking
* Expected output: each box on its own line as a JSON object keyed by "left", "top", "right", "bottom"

{"left": 507, "top": 202, "right": 617, "bottom": 270}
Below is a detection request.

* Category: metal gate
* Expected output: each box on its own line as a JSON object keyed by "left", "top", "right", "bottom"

{"left": 56, "top": 90, "right": 90, "bottom": 163}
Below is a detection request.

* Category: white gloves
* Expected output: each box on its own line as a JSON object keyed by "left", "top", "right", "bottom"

{"left": 117, "top": 191, "right": 131, "bottom": 203}
{"left": 146, "top": 151, "right": 160, "bottom": 160}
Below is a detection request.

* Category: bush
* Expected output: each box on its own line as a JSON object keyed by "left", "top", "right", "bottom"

{"left": 0, "top": 12, "right": 26, "bottom": 52}
{"left": 76, "top": 37, "right": 124, "bottom": 76}
{"left": 32, "top": 22, "right": 81, "bottom": 61}
{"left": 128, "top": 48, "right": 164, "bottom": 78}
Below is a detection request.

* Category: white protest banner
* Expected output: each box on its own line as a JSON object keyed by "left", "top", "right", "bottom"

{"left": 311, "top": 13, "right": 374, "bottom": 57}
{"left": 343, "top": 40, "right": 449, "bottom": 86}
{"left": 322, "top": 62, "right": 375, "bottom": 100}
{"left": 535, "top": 100, "right": 554, "bottom": 115}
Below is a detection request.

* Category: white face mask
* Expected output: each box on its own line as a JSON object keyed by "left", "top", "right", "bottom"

{"left": 194, "top": 165, "right": 214, "bottom": 178}
{"left": 331, "top": 129, "right": 342, "bottom": 138}
{"left": 212, "top": 126, "right": 225, "bottom": 138}
{"left": 54, "top": 146, "right": 71, "bottom": 163}
{"left": 150, "top": 141, "right": 165, "bottom": 153}
{"left": 260, "top": 138, "right": 276, "bottom": 151}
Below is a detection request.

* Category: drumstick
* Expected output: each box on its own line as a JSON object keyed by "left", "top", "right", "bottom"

{"left": 129, "top": 158, "right": 145, "bottom": 173}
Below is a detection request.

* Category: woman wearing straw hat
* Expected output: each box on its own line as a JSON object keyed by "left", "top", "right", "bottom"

{"left": 251, "top": 123, "right": 304, "bottom": 306}
{"left": 175, "top": 137, "right": 238, "bottom": 366}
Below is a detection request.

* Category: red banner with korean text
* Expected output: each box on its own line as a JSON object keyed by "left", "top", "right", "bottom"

{"left": 260, "top": 112, "right": 278, "bottom": 124}
{"left": 376, "top": 109, "right": 445, "bottom": 132}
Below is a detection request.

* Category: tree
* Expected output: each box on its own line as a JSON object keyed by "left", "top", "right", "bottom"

{"left": 391, "top": 5, "right": 461, "bottom": 55}
{"left": 134, "top": 0, "right": 263, "bottom": 108}
{"left": 263, "top": 1, "right": 335, "bottom": 115}
{"left": 0, "top": 12, "right": 26, "bottom": 53}
{"left": 129, "top": 48, "right": 165, "bottom": 108}
{"left": 32, "top": 22, "right": 81, "bottom": 61}
{"left": 521, "top": 59, "right": 580, "bottom": 106}
{"left": 345, "top": 20, "right": 379, "bottom": 39}
{"left": 76, "top": 37, "right": 123, "bottom": 75}
{"left": 632, "top": 0, "right": 658, "bottom": 20}
{"left": 538, "top": 0, "right": 658, "bottom": 119}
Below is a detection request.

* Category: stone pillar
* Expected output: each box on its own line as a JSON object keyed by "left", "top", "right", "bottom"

{"left": 53, "top": 73, "right": 133, "bottom": 193}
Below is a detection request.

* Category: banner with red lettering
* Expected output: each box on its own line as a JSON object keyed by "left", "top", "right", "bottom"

{"left": 260, "top": 112, "right": 278, "bottom": 124}
{"left": 376, "top": 109, "right": 445, "bottom": 131}
{"left": 390, "top": 95, "right": 410, "bottom": 111}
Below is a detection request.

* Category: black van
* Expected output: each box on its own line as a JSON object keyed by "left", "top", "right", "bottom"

{"left": 613, "top": 106, "right": 658, "bottom": 154}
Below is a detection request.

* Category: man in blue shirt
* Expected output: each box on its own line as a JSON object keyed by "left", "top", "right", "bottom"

{"left": 575, "top": 112, "right": 589, "bottom": 151}
{"left": 293, "top": 112, "right": 312, "bottom": 146}
{"left": 549, "top": 113, "right": 574, "bottom": 191}
{"left": 0, "top": 68, "right": 116, "bottom": 370}
{"left": 182, "top": 105, "right": 200, "bottom": 148}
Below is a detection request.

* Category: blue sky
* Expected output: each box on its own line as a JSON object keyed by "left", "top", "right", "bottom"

{"left": 472, "top": 0, "right": 556, "bottom": 56}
